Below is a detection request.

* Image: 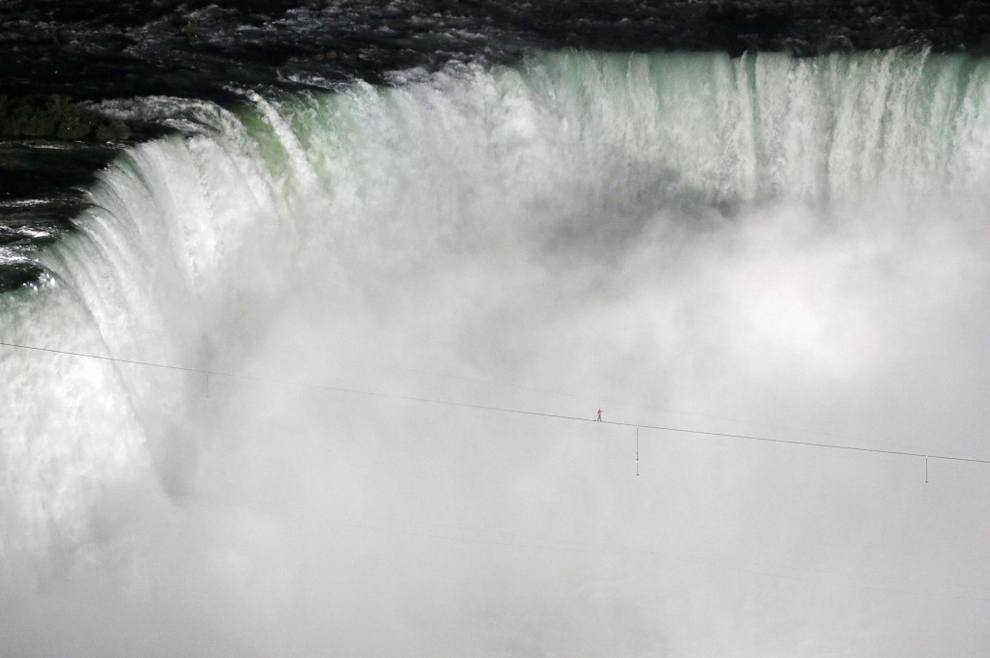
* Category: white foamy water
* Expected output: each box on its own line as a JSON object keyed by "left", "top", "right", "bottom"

{"left": 3, "top": 51, "right": 990, "bottom": 656}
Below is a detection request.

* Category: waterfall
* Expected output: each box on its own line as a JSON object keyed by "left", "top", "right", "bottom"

{"left": 3, "top": 51, "right": 989, "bottom": 657}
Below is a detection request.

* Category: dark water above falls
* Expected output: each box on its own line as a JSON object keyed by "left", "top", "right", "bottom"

{"left": 3, "top": 51, "right": 990, "bottom": 656}
{"left": 5, "top": 0, "right": 985, "bottom": 100}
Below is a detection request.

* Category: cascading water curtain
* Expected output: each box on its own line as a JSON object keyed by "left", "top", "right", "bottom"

{"left": 3, "top": 51, "right": 990, "bottom": 657}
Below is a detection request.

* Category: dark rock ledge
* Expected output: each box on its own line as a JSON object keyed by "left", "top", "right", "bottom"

{"left": 0, "top": 96, "right": 132, "bottom": 142}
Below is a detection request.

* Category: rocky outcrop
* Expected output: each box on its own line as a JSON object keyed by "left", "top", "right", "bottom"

{"left": 0, "top": 96, "right": 131, "bottom": 141}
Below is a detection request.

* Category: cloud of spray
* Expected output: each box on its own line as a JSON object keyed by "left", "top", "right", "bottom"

{"left": 3, "top": 52, "right": 990, "bottom": 657}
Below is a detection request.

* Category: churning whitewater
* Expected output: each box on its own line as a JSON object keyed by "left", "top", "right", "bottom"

{"left": 3, "top": 51, "right": 990, "bottom": 656}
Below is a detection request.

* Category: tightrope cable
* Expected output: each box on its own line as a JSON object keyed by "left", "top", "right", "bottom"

{"left": 3, "top": 339, "right": 989, "bottom": 467}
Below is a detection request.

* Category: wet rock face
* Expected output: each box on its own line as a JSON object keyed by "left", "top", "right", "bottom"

{"left": 0, "top": 96, "right": 132, "bottom": 141}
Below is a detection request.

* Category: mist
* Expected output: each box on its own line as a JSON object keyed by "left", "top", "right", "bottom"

{"left": 2, "top": 51, "right": 990, "bottom": 656}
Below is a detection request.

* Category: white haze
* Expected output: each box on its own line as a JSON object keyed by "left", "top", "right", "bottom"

{"left": 2, "top": 51, "right": 990, "bottom": 656}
